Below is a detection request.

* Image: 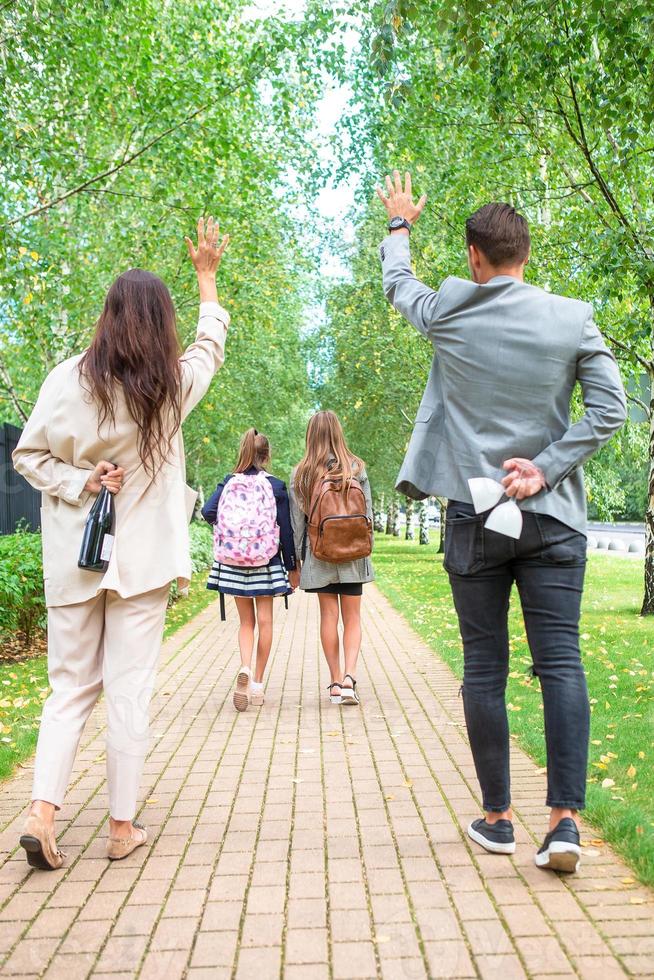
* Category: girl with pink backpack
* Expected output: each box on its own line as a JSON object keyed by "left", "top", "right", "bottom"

{"left": 202, "top": 429, "right": 298, "bottom": 711}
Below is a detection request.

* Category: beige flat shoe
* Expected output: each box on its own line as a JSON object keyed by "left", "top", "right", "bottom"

{"left": 233, "top": 666, "right": 251, "bottom": 712}
{"left": 251, "top": 687, "right": 265, "bottom": 706}
{"left": 20, "top": 812, "right": 65, "bottom": 871}
{"left": 106, "top": 821, "right": 148, "bottom": 861}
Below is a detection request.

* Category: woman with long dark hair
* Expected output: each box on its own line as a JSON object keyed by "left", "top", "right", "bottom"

{"left": 13, "top": 217, "right": 229, "bottom": 869}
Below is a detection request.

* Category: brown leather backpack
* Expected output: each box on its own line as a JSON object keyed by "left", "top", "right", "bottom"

{"left": 306, "top": 473, "right": 373, "bottom": 563}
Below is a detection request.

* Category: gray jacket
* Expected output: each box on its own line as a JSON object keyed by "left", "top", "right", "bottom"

{"left": 289, "top": 466, "right": 375, "bottom": 589}
{"left": 380, "top": 234, "right": 627, "bottom": 533}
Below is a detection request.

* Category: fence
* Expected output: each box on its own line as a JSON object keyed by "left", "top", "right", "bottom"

{"left": 0, "top": 423, "right": 40, "bottom": 534}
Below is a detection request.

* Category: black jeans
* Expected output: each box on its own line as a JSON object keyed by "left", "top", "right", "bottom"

{"left": 445, "top": 500, "right": 589, "bottom": 812}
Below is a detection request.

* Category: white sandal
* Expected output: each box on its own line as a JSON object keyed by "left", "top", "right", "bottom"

{"left": 328, "top": 682, "right": 342, "bottom": 704}
{"left": 340, "top": 674, "right": 360, "bottom": 706}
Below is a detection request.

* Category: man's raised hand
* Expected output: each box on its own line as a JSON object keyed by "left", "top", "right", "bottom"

{"left": 376, "top": 170, "right": 427, "bottom": 226}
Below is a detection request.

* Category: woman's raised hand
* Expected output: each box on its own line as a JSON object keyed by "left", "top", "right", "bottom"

{"left": 184, "top": 216, "right": 229, "bottom": 277}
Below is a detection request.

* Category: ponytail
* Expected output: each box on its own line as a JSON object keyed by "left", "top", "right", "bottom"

{"left": 234, "top": 428, "right": 271, "bottom": 473}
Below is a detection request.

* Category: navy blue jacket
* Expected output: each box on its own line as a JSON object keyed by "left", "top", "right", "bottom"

{"left": 201, "top": 467, "right": 297, "bottom": 571}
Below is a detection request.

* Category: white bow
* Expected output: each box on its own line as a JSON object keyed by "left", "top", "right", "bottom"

{"left": 467, "top": 478, "right": 523, "bottom": 540}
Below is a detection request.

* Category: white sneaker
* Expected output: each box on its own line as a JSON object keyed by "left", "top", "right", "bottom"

{"left": 251, "top": 682, "right": 265, "bottom": 706}
{"left": 233, "top": 666, "right": 251, "bottom": 712}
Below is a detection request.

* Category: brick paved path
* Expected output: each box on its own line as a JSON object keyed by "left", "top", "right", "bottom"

{"left": 1, "top": 586, "right": 653, "bottom": 979}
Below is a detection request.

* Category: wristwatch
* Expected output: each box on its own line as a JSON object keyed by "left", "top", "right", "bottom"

{"left": 388, "top": 216, "right": 412, "bottom": 233}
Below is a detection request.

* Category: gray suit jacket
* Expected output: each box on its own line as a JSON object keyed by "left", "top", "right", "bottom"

{"left": 380, "top": 233, "right": 627, "bottom": 533}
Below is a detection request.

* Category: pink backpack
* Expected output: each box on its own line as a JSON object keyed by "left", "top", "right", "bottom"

{"left": 213, "top": 471, "right": 280, "bottom": 567}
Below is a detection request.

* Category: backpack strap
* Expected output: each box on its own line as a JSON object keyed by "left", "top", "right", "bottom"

{"left": 284, "top": 594, "right": 289, "bottom": 612}
{"left": 219, "top": 592, "right": 226, "bottom": 622}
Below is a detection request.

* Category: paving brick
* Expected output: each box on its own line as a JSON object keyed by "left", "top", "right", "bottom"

{"left": 285, "top": 927, "right": 328, "bottom": 964}
{"left": 0, "top": 587, "right": 652, "bottom": 980}
{"left": 240, "top": 912, "right": 284, "bottom": 947}
{"left": 332, "top": 940, "right": 377, "bottom": 979}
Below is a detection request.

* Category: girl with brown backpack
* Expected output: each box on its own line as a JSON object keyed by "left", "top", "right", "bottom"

{"left": 290, "top": 411, "right": 374, "bottom": 706}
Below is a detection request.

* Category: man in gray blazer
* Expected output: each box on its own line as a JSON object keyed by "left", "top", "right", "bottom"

{"left": 377, "top": 171, "right": 626, "bottom": 873}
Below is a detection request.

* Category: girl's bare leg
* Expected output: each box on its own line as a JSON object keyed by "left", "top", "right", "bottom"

{"left": 254, "top": 596, "right": 274, "bottom": 682}
{"left": 341, "top": 594, "right": 362, "bottom": 681}
{"left": 234, "top": 597, "right": 256, "bottom": 668}
{"left": 318, "top": 593, "right": 341, "bottom": 685}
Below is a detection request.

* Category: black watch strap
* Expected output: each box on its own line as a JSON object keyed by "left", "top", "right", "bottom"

{"left": 388, "top": 216, "right": 412, "bottom": 233}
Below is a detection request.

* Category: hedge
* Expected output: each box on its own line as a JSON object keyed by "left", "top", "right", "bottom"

{"left": 0, "top": 521, "right": 215, "bottom": 644}
{"left": 0, "top": 529, "right": 46, "bottom": 644}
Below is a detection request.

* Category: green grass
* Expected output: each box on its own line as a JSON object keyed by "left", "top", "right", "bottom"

{"left": 0, "top": 569, "right": 215, "bottom": 785}
{"left": 373, "top": 534, "right": 654, "bottom": 887}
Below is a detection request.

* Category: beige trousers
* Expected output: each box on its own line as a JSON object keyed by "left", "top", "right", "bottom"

{"left": 32, "top": 584, "right": 170, "bottom": 820}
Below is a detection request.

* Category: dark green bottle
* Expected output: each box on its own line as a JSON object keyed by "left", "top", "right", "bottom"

{"left": 78, "top": 476, "right": 116, "bottom": 572}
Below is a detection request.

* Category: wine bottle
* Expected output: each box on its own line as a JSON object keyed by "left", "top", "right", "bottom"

{"left": 78, "top": 468, "right": 116, "bottom": 572}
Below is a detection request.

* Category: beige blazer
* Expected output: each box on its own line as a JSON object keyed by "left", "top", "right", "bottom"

{"left": 13, "top": 301, "right": 229, "bottom": 606}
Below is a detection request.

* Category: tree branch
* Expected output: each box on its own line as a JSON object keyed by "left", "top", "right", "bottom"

{"left": 3, "top": 53, "right": 278, "bottom": 228}
{"left": 605, "top": 332, "right": 653, "bottom": 373}
{"left": 0, "top": 355, "right": 29, "bottom": 422}
{"left": 625, "top": 390, "right": 651, "bottom": 419}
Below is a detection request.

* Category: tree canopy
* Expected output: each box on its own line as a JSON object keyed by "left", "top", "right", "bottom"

{"left": 1, "top": 0, "right": 652, "bottom": 605}
{"left": 0, "top": 0, "right": 339, "bottom": 487}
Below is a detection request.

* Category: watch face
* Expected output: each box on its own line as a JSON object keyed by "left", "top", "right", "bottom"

{"left": 389, "top": 217, "right": 404, "bottom": 228}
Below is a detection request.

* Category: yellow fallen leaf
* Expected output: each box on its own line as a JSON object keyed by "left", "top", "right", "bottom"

{"left": 403, "top": 780, "right": 413, "bottom": 788}
{"left": 630, "top": 897, "right": 645, "bottom": 905}
{"left": 601, "top": 778, "right": 615, "bottom": 789}
{"left": 385, "top": 795, "right": 395, "bottom": 801}
{"left": 30, "top": 250, "right": 39, "bottom": 261}
{"left": 145, "top": 797, "right": 159, "bottom": 804}
{"left": 621, "top": 877, "right": 635, "bottom": 885}
{"left": 627, "top": 764, "right": 637, "bottom": 778}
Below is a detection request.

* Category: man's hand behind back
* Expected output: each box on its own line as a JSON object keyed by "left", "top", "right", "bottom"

{"left": 502, "top": 458, "right": 547, "bottom": 500}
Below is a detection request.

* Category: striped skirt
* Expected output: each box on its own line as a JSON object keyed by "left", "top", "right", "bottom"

{"left": 206, "top": 560, "right": 291, "bottom": 597}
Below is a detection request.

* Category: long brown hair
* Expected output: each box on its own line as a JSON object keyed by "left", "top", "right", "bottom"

{"left": 294, "top": 410, "right": 364, "bottom": 512}
{"left": 234, "top": 428, "right": 271, "bottom": 473}
{"left": 79, "top": 268, "right": 182, "bottom": 476}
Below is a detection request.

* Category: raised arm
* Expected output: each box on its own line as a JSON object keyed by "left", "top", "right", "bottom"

{"left": 380, "top": 233, "right": 444, "bottom": 338}
{"left": 376, "top": 169, "right": 443, "bottom": 338}
{"left": 180, "top": 217, "right": 231, "bottom": 419}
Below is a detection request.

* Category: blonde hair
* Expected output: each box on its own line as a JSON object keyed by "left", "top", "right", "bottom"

{"left": 294, "top": 410, "right": 364, "bottom": 513}
{"left": 234, "top": 428, "right": 270, "bottom": 473}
